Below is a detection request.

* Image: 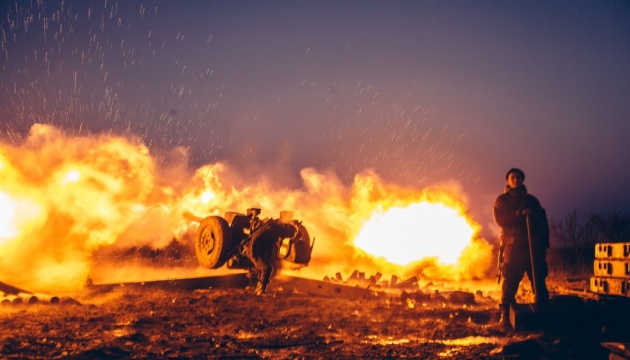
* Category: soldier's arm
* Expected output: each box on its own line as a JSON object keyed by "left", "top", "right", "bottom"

{"left": 493, "top": 196, "right": 519, "bottom": 228}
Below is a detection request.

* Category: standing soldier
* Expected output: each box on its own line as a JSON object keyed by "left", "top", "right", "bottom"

{"left": 494, "top": 168, "right": 550, "bottom": 326}
{"left": 247, "top": 220, "right": 298, "bottom": 295}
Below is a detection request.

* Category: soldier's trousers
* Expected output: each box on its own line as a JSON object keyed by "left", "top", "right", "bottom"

{"left": 251, "top": 255, "right": 281, "bottom": 292}
{"left": 501, "top": 245, "right": 549, "bottom": 309}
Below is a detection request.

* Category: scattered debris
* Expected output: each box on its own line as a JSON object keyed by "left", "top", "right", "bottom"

{"left": 323, "top": 271, "right": 480, "bottom": 307}
{"left": 1, "top": 281, "right": 67, "bottom": 306}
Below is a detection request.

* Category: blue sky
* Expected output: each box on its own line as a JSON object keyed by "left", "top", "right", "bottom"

{"left": 1, "top": 0, "right": 629, "bottom": 225}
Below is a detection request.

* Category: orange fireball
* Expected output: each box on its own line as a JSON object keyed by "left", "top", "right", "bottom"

{"left": 354, "top": 201, "right": 475, "bottom": 266}
{"left": 0, "top": 124, "right": 494, "bottom": 293}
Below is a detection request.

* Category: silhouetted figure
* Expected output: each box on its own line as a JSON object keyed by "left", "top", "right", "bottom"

{"left": 494, "top": 168, "right": 550, "bottom": 326}
{"left": 247, "top": 220, "right": 297, "bottom": 295}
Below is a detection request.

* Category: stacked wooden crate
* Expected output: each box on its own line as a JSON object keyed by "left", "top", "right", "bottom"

{"left": 590, "top": 242, "right": 630, "bottom": 297}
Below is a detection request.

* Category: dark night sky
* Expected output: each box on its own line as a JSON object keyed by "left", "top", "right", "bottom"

{"left": 1, "top": 0, "right": 629, "bottom": 226}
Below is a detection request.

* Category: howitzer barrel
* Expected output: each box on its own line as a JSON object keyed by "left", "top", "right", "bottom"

{"left": 183, "top": 211, "right": 205, "bottom": 223}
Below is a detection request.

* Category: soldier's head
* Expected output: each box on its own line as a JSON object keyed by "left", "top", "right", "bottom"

{"left": 505, "top": 168, "right": 525, "bottom": 189}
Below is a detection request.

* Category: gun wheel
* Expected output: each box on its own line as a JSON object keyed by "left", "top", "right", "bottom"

{"left": 195, "top": 216, "right": 233, "bottom": 269}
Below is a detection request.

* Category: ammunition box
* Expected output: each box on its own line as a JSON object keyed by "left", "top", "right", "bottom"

{"left": 595, "top": 242, "right": 630, "bottom": 259}
{"left": 590, "top": 276, "right": 630, "bottom": 297}
{"left": 593, "top": 259, "right": 630, "bottom": 277}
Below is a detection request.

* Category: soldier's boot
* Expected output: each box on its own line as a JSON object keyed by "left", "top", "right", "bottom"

{"left": 534, "top": 285, "right": 550, "bottom": 306}
{"left": 255, "top": 281, "right": 267, "bottom": 296}
{"left": 499, "top": 304, "right": 511, "bottom": 328}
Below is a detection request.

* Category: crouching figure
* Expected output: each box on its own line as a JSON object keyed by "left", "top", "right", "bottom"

{"left": 247, "top": 220, "right": 298, "bottom": 295}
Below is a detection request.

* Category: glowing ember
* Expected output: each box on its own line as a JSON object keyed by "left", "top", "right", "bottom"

{"left": 354, "top": 202, "right": 475, "bottom": 265}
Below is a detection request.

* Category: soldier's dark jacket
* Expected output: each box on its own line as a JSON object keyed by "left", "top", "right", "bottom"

{"left": 494, "top": 185, "right": 549, "bottom": 249}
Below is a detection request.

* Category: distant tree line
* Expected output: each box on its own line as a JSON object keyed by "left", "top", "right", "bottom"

{"left": 547, "top": 210, "right": 630, "bottom": 277}
{"left": 550, "top": 209, "right": 630, "bottom": 247}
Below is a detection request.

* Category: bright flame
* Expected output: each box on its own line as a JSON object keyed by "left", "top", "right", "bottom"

{"left": 200, "top": 190, "right": 215, "bottom": 204}
{"left": 354, "top": 202, "right": 475, "bottom": 265}
{"left": 64, "top": 170, "right": 81, "bottom": 183}
{"left": 0, "top": 124, "right": 495, "bottom": 293}
{"left": 0, "top": 192, "right": 19, "bottom": 239}
{"left": 0, "top": 191, "right": 44, "bottom": 246}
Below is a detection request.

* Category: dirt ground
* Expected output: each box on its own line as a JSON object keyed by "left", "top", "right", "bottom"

{"left": 0, "top": 274, "right": 623, "bottom": 360}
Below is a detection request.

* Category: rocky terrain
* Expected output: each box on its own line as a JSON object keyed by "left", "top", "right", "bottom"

{"left": 0, "top": 275, "right": 622, "bottom": 359}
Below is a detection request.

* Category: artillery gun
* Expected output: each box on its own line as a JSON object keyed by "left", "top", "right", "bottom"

{"left": 188, "top": 208, "right": 314, "bottom": 271}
